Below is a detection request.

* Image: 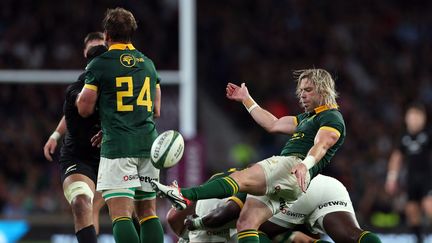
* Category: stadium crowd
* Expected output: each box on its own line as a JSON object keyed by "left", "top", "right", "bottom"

{"left": 1, "top": 0, "right": 432, "bottom": 234}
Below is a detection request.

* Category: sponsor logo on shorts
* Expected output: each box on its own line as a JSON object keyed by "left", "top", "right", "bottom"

{"left": 123, "top": 174, "right": 139, "bottom": 181}
{"left": 279, "top": 197, "right": 305, "bottom": 218}
{"left": 279, "top": 197, "right": 287, "bottom": 211}
{"left": 318, "top": 200, "right": 348, "bottom": 209}
{"left": 189, "top": 229, "right": 229, "bottom": 237}
{"left": 282, "top": 210, "right": 307, "bottom": 218}
{"left": 205, "top": 229, "right": 229, "bottom": 236}
{"left": 139, "top": 176, "right": 158, "bottom": 183}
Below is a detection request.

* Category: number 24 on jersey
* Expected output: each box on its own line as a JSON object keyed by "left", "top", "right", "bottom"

{"left": 116, "top": 76, "right": 152, "bottom": 112}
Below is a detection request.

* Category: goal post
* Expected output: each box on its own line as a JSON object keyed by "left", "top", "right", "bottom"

{"left": 0, "top": 70, "right": 180, "bottom": 84}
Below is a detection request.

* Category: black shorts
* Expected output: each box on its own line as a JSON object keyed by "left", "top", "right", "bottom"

{"left": 59, "top": 158, "right": 99, "bottom": 184}
{"left": 407, "top": 176, "right": 432, "bottom": 201}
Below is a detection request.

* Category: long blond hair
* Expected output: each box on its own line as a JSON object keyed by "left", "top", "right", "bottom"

{"left": 294, "top": 69, "right": 338, "bottom": 106}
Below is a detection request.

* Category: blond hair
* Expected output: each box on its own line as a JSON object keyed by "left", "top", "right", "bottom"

{"left": 294, "top": 69, "right": 338, "bottom": 106}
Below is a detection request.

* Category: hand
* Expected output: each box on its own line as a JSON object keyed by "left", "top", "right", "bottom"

{"left": 385, "top": 180, "right": 398, "bottom": 196}
{"left": 91, "top": 130, "right": 103, "bottom": 148}
{"left": 291, "top": 163, "right": 308, "bottom": 192}
{"left": 226, "top": 82, "right": 250, "bottom": 102}
{"left": 43, "top": 138, "right": 57, "bottom": 162}
{"left": 184, "top": 214, "right": 199, "bottom": 231}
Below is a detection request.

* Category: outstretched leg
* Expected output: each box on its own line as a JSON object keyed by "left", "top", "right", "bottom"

{"left": 152, "top": 164, "right": 266, "bottom": 210}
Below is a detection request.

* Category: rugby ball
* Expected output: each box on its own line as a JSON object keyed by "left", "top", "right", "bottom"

{"left": 151, "top": 130, "right": 184, "bottom": 169}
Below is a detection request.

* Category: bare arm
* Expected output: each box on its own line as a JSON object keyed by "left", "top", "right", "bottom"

{"left": 385, "top": 149, "right": 403, "bottom": 195}
{"left": 153, "top": 84, "right": 161, "bottom": 118}
{"left": 76, "top": 87, "right": 98, "bottom": 117}
{"left": 291, "top": 129, "right": 340, "bottom": 192}
{"left": 226, "top": 82, "right": 297, "bottom": 134}
{"left": 43, "top": 116, "right": 67, "bottom": 161}
{"left": 166, "top": 203, "right": 196, "bottom": 237}
{"left": 201, "top": 199, "right": 241, "bottom": 228}
{"left": 185, "top": 198, "right": 242, "bottom": 230}
{"left": 306, "top": 129, "right": 340, "bottom": 162}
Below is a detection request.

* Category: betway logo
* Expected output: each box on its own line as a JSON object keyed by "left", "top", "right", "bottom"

{"left": 140, "top": 176, "right": 157, "bottom": 183}
{"left": 318, "top": 201, "right": 347, "bottom": 209}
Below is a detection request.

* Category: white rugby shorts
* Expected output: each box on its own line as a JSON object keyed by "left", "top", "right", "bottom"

{"left": 249, "top": 155, "right": 311, "bottom": 214}
{"left": 268, "top": 174, "right": 357, "bottom": 234}
{"left": 96, "top": 157, "right": 159, "bottom": 192}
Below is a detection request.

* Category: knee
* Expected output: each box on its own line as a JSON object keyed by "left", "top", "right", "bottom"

{"left": 71, "top": 195, "right": 92, "bottom": 218}
{"left": 135, "top": 200, "right": 157, "bottom": 218}
{"left": 140, "top": 207, "right": 156, "bottom": 217}
{"left": 236, "top": 215, "right": 259, "bottom": 231}
{"left": 331, "top": 228, "right": 362, "bottom": 243}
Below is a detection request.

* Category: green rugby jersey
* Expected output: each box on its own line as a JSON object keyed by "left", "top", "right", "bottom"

{"left": 84, "top": 43, "right": 159, "bottom": 158}
{"left": 280, "top": 104, "right": 345, "bottom": 178}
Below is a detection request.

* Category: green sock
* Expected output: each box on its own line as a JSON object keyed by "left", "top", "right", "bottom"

{"left": 140, "top": 216, "right": 164, "bottom": 243}
{"left": 238, "top": 229, "right": 259, "bottom": 243}
{"left": 112, "top": 217, "right": 139, "bottom": 243}
{"left": 258, "top": 231, "right": 272, "bottom": 243}
{"left": 181, "top": 176, "right": 239, "bottom": 201}
{"left": 358, "top": 231, "right": 382, "bottom": 243}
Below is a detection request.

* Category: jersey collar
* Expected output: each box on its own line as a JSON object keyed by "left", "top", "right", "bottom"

{"left": 313, "top": 104, "right": 338, "bottom": 114}
{"left": 108, "top": 43, "right": 136, "bottom": 51}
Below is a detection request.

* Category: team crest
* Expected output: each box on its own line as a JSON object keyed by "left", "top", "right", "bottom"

{"left": 120, "top": 54, "right": 136, "bottom": 67}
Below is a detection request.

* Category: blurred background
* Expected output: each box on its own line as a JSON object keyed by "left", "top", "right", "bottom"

{"left": 1, "top": 0, "right": 432, "bottom": 242}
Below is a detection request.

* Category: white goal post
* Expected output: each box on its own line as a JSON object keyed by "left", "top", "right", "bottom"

{"left": 0, "top": 70, "right": 180, "bottom": 84}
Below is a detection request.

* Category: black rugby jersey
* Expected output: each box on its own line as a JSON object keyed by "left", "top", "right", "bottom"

{"left": 399, "top": 129, "right": 432, "bottom": 174}
{"left": 59, "top": 73, "right": 100, "bottom": 165}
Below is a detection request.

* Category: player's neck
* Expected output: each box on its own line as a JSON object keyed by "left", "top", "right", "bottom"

{"left": 108, "top": 41, "right": 131, "bottom": 46}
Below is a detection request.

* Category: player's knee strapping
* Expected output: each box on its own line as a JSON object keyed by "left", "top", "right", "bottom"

{"left": 64, "top": 181, "right": 94, "bottom": 204}
{"left": 102, "top": 188, "right": 135, "bottom": 201}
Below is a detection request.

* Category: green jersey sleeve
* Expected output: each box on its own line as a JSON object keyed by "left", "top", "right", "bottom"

{"left": 317, "top": 110, "right": 345, "bottom": 137}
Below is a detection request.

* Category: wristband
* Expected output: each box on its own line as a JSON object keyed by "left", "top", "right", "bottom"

{"left": 242, "top": 96, "right": 259, "bottom": 113}
{"left": 192, "top": 217, "right": 205, "bottom": 230}
{"left": 247, "top": 103, "right": 259, "bottom": 113}
{"left": 50, "top": 131, "right": 61, "bottom": 141}
{"left": 386, "top": 170, "right": 398, "bottom": 182}
{"left": 301, "top": 155, "right": 316, "bottom": 170}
